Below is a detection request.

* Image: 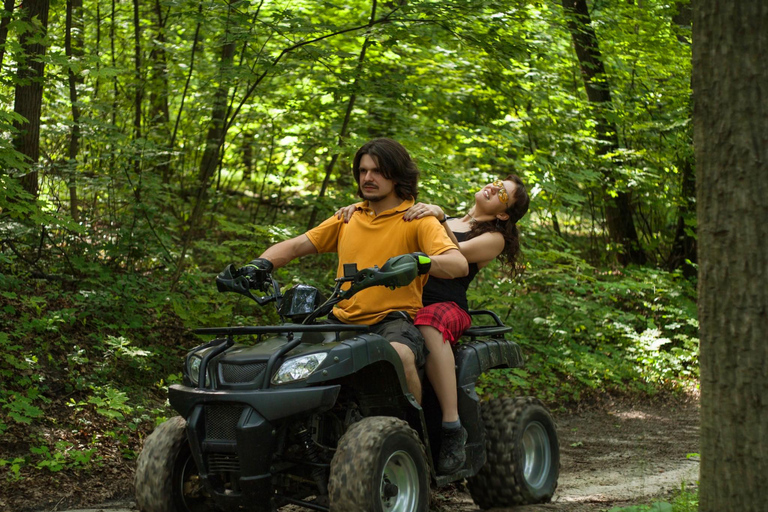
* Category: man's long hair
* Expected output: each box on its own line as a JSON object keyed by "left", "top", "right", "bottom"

{"left": 353, "top": 138, "right": 419, "bottom": 201}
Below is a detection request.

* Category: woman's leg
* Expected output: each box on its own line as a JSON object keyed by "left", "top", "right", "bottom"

{"left": 421, "top": 325, "right": 458, "bottom": 423}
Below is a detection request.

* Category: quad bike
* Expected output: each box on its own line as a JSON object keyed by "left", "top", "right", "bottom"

{"left": 134, "top": 254, "right": 559, "bottom": 512}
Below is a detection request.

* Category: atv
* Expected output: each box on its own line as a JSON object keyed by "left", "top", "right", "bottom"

{"left": 134, "top": 254, "right": 559, "bottom": 512}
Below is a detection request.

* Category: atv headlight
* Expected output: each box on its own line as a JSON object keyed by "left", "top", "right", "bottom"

{"left": 187, "top": 355, "right": 203, "bottom": 385}
{"left": 272, "top": 353, "right": 328, "bottom": 385}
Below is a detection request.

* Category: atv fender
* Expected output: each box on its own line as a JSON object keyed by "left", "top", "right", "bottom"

{"left": 451, "top": 339, "right": 525, "bottom": 476}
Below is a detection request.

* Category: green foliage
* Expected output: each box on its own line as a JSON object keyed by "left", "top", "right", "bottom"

{"left": 609, "top": 503, "right": 674, "bottom": 512}
{"left": 608, "top": 483, "right": 698, "bottom": 512}
{"left": 472, "top": 229, "right": 698, "bottom": 403}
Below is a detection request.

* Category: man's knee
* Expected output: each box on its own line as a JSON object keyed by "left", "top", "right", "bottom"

{"left": 391, "top": 341, "right": 416, "bottom": 368}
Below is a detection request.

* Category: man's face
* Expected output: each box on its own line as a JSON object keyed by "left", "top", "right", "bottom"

{"left": 358, "top": 154, "right": 397, "bottom": 203}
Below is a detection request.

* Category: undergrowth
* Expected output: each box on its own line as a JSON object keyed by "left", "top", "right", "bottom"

{"left": 470, "top": 238, "right": 699, "bottom": 404}
{"left": 608, "top": 482, "right": 699, "bottom": 511}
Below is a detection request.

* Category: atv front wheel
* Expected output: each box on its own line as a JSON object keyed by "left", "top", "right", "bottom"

{"left": 328, "top": 416, "right": 429, "bottom": 512}
{"left": 134, "top": 416, "right": 212, "bottom": 512}
{"left": 468, "top": 397, "right": 559, "bottom": 509}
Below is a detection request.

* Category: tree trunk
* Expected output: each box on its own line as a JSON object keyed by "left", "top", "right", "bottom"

{"left": 12, "top": 0, "right": 50, "bottom": 200}
{"left": 148, "top": 0, "right": 171, "bottom": 178}
{"left": 561, "top": 0, "right": 646, "bottom": 265}
{"left": 694, "top": 2, "right": 768, "bottom": 511}
{"left": 0, "top": 0, "right": 14, "bottom": 73}
{"left": 172, "top": 0, "right": 237, "bottom": 284}
{"left": 66, "top": 0, "right": 83, "bottom": 221}
{"left": 667, "top": 152, "right": 696, "bottom": 276}
{"left": 131, "top": 0, "right": 143, "bottom": 200}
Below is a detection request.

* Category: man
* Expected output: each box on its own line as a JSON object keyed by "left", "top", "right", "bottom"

{"left": 243, "top": 138, "right": 467, "bottom": 402}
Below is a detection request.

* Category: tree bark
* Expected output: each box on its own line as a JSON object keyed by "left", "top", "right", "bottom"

{"left": 12, "top": 0, "right": 50, "bottom": 199}
{"left": 0, "top": 0, "right": 14, "bottom": 73}
{"left": 66, "top": 0, "right": 83, "bottom": 221}
{"left": 561, "top": 0, "right": 646, "bottom": 265}
{"left": 694, "top": 2, "right": 768, "bottom": 511}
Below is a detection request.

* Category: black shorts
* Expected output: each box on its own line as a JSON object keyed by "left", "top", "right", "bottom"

{"left": 328, "top": 311, "right": 426, "bottom": 368}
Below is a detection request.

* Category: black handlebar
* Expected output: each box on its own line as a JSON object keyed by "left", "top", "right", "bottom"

{"left": 216, "top": 253, "right": 430, "bottom": 323}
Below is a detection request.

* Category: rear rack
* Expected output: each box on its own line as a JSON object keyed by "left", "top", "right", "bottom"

{"left": 462, "top": 310, "right": 513, "bottom": 340}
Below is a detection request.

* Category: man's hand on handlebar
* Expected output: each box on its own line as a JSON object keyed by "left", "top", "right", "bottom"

{"left": 237, "top": 258, "right": 274, "bottom": 289}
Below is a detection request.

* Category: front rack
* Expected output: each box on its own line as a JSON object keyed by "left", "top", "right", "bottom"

{"left": 193, "top": 324, "right": 371, "bottom": 336}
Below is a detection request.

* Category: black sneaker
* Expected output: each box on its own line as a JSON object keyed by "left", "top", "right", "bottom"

{"left": 437, "top": 426, "right": 467, "bottom": 475}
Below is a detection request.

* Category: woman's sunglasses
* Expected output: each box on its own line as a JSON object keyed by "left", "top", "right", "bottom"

{"left": 493, "top": 180, "right": 509, "bottom": 204}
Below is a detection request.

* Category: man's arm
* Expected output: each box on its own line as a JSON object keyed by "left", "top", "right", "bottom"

{"left": 426, "top": 247, "right": 468, "bottom": 279}
{"left": 260, "top": 234, "right": 318, "bottom": 269}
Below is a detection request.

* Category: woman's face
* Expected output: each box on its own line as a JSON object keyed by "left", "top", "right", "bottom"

{"left": 474, "top": 179, "right": 516, "bottom": 216}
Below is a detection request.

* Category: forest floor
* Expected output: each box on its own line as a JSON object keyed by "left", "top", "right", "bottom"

{"left": 12, "top": 392, "right": 700, "bottom": 512}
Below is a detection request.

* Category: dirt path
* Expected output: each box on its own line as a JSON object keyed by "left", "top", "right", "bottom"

{"left": 35, "top": 397, "right": 700, "bottom": 512}
{"left": 436, "top": 396, "right": 700, "bottom": 511}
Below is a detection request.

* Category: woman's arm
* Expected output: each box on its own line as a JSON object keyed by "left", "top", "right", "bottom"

{"left": 456, "top": 231, "right": 505, "bottom": 266}
{"left": 428, "top": 248, "right": 469, "bottom": 279}
{"left": 404, "top": 202, "right": 504, "bottom": 265}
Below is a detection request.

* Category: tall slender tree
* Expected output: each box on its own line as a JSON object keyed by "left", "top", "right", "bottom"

{"left": 561, "top": 0, "right": 646, "bottom": 265}
{"left": 12, "top": 0, "right": 50, "bottom": 199}
{"left": 172, "top": 0, "right": 238, "bottom": 284}
{"left": 0, "top": 0, "right": 14, "bottom": 73}
{"left": 66, "top": 0, "right": 84, "bottom": 220}
{"left": 306, "top": 0, "right": 379, "bottom": 230}
{"left": 694, "top": 2, "right": 768, "bottom": 510}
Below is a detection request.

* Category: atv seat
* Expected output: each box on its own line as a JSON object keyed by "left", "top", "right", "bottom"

{"left": 462, "top": 310, "right": 513, "bottom": 340}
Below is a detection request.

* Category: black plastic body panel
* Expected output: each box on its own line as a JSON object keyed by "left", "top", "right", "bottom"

{"left": 172, "top": 323, "right": 524, "bottom": 506}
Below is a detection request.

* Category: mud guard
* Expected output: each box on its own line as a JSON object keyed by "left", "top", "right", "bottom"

{"left": 435, "top": 338, "right": 526, "bottom": 483}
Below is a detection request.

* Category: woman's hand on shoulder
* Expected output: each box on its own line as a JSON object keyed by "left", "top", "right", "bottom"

{"left": 334, "top": 204, "right": 359, "bottom": 223}
{"left": 403, "top": 202, "right": 445, "bottom": 222}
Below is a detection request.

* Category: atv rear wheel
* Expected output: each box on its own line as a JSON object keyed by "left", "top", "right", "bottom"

{"left": 468, "top": 397, "right": 559, "bottom": 509}
{"left": 134, "top": 416, "right": 212, "bottom": 512}
{"left": 328, "top": 416, "right": 429, "bottom": 512}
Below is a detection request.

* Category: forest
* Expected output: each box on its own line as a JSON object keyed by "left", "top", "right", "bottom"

{"left": 0, "top": 0, "right": 706, "bottom": 509}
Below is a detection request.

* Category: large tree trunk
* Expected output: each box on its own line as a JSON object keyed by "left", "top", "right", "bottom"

{"left": 561, "top": 0, "right": 646, "bottom": 265}
{"left": 66, "top": 0, "right": 83, "bottom": 221}
{"left": 694, "top": 2, "right": 768, "bottom": 511}
{"left": 12, "top": 0, "right": 50, "bottom": 199}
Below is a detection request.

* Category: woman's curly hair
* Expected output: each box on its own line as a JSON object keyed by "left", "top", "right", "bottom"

{"left": 466, "top": 174, "right": 530, "bottom": 274}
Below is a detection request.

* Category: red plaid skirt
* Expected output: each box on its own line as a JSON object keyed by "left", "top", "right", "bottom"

{"left": 414, "top": 302, "right": 472, "bottom": 345}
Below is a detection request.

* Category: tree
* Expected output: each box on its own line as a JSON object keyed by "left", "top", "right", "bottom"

{"left": 561, "top": 0, "right": 646, "bottom": 265}
{"left": 12, "top": 0, "right": 50, "bottom": 199}
{"left": 694, "top": 2, "right": 768, "bottom": 511}
{"left": 0, "top": 0, "right": 14, "bottom": 73}
{"left": 65, "top": 0, "right": 84, "bottom": 221}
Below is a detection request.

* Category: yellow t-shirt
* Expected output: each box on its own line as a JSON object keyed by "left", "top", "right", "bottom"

{"left": 306, "top": 198, "right": 458, "bottom": 324}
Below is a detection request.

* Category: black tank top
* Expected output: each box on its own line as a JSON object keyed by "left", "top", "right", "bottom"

{"left": 421, "top": 230, "right": 480, "bottom": 311}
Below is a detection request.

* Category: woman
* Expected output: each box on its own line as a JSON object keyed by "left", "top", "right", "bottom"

{"left": 336, "top": 175, "right": 530, "bottom": 474}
